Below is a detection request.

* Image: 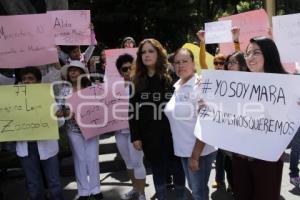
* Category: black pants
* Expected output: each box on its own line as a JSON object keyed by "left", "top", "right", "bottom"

{"left": 215, "top": 150, "right": 233, "bottom": 187}
{"left": 232, "top": 155, "right": 283, "bottom": 200}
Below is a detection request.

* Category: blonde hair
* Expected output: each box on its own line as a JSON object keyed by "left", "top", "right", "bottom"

{"left": 213, "top": 53, "right": 226, "bottom": 62}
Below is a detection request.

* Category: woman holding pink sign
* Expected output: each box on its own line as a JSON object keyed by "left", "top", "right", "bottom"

{"left": 114, "top": 53, "right": 146, "bottom": 200}
{"left": 56, "top": 61, "right": 103, "bottom": 200}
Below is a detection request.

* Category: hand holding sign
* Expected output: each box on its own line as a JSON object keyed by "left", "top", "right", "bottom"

{"left": 196, "top": 30, "right": 205, "bottom": 43}
{"left": 231, "top": 27, "right": 240, "bottom": 42}
{"left": 219, "top": 9, "right": 270, "bottom": 54}
{"left": 195, "top": 70, "right": 300, "bottom": 161}
{"left": 0, "top": 84, "right": 59, "bottom": 142}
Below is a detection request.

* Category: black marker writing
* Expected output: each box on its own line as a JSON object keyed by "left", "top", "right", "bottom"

{"left": 14, "top": 85, "right": 27, "bottom": 96}
{"left": 0, "top": 120, "right": 14, "bottom": 133}
{"left": 203, "top": 107, "right": 294, "bottom": 135}
{"left": 214, "top": 80, "right": 286, "bottom": 105}
{"left": 54, "top": 18, "right": 72, "bottom": 29}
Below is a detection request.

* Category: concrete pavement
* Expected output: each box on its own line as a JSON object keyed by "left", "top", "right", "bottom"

{"left": 1, "top": 134, "right": 300, "bottom": 199}
{"left": 1, "top": 158, "right": 300, "bottom": 200}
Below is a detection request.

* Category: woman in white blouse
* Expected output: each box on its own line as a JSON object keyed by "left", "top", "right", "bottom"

{"left": 164, "top": 48, "right": 216, "bottom": 200}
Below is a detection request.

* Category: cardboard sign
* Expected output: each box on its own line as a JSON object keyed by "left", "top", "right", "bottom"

{"left": 205, "top": 20, "right": 232, "bottom": 44}
{"left": 273, "top": 13, "right": 300, "bottom": 63}
{"left": 48, "top": 10, "right": 91, "bottom": 45}
{"left": 219, "top": 9, "right": 270, "bottom": 55}
{"left": 195, "top": 70, "right": 300, "bottom": 161}
{"left": 105, "top": 48, "right": 138, "bottom": 78}
{"left": 0, "top": 84, "right": 59, "bottom": 142}
{"left": 0, "top": 14, "right": 58, "bottom": 68}
{"left": 67, "top": 82, "right": 129, "bottom": 139}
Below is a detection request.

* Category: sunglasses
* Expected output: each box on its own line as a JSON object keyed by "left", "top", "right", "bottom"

{"left": 121, "top": 66, "right": 131, "bottom": 73}
{"left": 214, "top": 61, "right": 225, "bottom": 66}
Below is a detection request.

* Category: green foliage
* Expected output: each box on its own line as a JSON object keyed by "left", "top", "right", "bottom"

{"left": 281, "top": 0, "right": 300, "bottom": 14}
{"left": 86, "top": 0, "right": 198, "bottom": 51}
{"left": 237, "top": 1, "right": 263, "bottom": 13}
{"left": 237, "top": 1, "right": 250, "bottom": 12}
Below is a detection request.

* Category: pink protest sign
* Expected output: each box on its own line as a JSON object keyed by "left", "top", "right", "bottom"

{"left": 66, "top": 81, "right": 129, "bottom": 140}
{"left": 219, "top": 9, "right": 270, "bottom": 55}
{"left": 105, "top": 48, "right": 138, "bottom": 78}
{"left": 0, "top": 14, "right": 58, "bottom": 68}
{"left": 48, "top": 10, "right": 91, "bottom": 45}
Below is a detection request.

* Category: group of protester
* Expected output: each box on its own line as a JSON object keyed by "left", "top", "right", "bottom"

{"left": 0, "top": 24, "right": 300, "bottom": 200}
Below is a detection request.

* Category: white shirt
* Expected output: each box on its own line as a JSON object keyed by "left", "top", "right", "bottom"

{"left": 0, "top": 73, "right": 14, "bottom": 85}
{"left": 164, "top": 75, "right": 216, "bottom": 157}
{"left": 16, "top": 105, "right": 63, "bottom": 160}
{"left": 16, "top": 140, "right": 59, "bottom": 160}
{"left": 42, "top": 66, "right": 62, "bottom": 83}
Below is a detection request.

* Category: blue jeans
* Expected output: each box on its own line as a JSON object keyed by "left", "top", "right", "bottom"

{"left": 181, "top": 152, "right": 216, "bottom": 200}
{"left": 290, "top": 129, "right": 300, "bottom": 178}
{"left": 150, "top": 152, "right": 186, "bottom": 200}
{"left": 20, "top": 142, "right": 64, "bottom": 200}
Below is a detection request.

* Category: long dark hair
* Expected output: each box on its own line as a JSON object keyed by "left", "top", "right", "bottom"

{"left": 247, "top": 37, "right": 286, "bottom": 74}
{"left": 133, "top": 38, "right": 172, "bottom": 91}
{"left": 66, "top": 68, "right": 91, "bottom": 89}
{"left": 225, "top": 51, "right": 248, "bottom": 71}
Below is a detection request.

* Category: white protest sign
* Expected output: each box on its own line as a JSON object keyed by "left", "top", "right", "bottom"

{"left": 194, "top": 70, "right": 300, "bottom": 161}
{"left": 273, "top": 13, "right": 300, "bottom": 63}
{"left": 205, "top": 20, "right": 232, "bottom": 44}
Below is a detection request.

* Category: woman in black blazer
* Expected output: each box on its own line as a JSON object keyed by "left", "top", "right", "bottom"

{"left": 129, "top": 38, "right": 186, "bottom": 200}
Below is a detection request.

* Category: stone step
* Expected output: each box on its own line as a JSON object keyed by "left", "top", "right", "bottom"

{"left": 99, "top": 133, "right": 118, "bottom": 154}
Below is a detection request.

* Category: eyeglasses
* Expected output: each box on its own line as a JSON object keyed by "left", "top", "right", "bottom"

{"left": 227, "top": 61, "right": 238, "bottom": 65}
{"left": 244, "top": 49, "right": 262, "bottom": 59}
{"left": 121, "top": 66, "right": 131, "bottom": 73}
{"left": 214, "top": 61, "right": 225, "bottom": 66}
